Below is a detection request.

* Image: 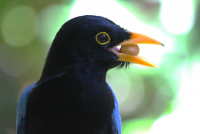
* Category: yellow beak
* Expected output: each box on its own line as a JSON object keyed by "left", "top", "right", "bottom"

{"left": 110, "top": 32, "right": 164, "bottom": 68}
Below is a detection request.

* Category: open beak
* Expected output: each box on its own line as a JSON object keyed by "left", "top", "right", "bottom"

{"left": 110, "top": 32, "right": 164, "bottom": 68}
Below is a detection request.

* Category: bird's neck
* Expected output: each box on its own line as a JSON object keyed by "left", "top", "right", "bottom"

{"left": 39, "top": 62, "right": 108, "bottom": 85}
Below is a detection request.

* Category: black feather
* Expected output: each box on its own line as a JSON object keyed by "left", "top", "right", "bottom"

{"left": 25, "top": 15, "right": 131, "bottom": 134}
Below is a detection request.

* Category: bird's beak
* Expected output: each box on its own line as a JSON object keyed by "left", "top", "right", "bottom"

{"left": 110, "top": 32, "right": 164, "bottom": 68}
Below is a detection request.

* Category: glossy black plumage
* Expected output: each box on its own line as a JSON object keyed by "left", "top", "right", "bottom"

{"left": 26, "top": 71, "right": 114, "bottom": 134}
{"left": 39, "top": 15, "right": 130, "bottom": 83}
{"left": 17, "top": 15, "right": 132, "bottom": 134}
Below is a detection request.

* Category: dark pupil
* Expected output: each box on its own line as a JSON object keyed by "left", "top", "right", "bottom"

{"left": 97, "top": 34, "right": 108, "bottom": 43}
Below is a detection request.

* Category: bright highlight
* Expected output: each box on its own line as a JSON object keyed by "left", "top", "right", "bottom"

{"left": 150, "top": 62, "right": 200, "bottom": 134}
{"left": 160, "top": 0, "right": 194, "bottom": 34}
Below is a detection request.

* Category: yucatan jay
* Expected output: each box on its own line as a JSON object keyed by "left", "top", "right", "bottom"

{"left": 16, "top": 15, "right": 163, "bottom": 134}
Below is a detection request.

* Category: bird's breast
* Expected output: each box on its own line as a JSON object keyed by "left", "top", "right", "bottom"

{"left": 26, "top": 74, "right": 115, "bottom": 134}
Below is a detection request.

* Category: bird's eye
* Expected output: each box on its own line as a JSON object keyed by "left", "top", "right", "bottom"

{"left": 95, "top": 32, "right": 110, "bottom": 45}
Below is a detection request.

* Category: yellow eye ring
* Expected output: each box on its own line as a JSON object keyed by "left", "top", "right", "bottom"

{"left": 95, "top": 32, "right": 111, "bottom": 45}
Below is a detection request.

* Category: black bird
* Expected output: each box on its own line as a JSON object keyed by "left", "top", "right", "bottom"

{"left": 16, "top": 15, "right": 163, "bottom": 134}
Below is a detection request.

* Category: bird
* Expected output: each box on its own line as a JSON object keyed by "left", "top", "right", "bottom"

{"left": 16, "top": 15, "right": 163, "bottom": 134}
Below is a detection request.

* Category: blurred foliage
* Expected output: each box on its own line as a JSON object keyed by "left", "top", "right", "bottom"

{"left": 0, "top": 0, "right": 200, "bottom": 134}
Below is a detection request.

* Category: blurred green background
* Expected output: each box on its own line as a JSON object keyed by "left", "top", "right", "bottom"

{"left": 0, "top": 0, "right": 200, "bottom": 134}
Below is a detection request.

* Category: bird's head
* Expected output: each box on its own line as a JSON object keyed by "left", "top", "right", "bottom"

{"left": 40, "top": 15, "right": 163, "bottom": 81}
